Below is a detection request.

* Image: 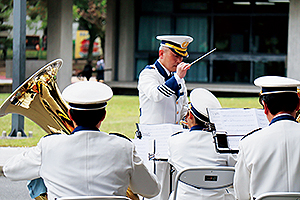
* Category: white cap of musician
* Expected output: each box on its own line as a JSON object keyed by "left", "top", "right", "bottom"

{"left": 62, "top": 81, "right": 113, "bottom": 110}
{"left": 190, "top": 88, "right": 221, "bottom": 122}
{"left": 254, "top": 76, "right": 300, "bottom": 96}
{"left": 156, "top": 35, "right": 193, "bottom": 58}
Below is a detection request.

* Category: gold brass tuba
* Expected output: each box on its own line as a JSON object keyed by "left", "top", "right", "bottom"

{"left": 0, "top": 59, "right": 74, "bottom": 135}
{"left": 0, "top": 59, "right": 139, "bottom": 200}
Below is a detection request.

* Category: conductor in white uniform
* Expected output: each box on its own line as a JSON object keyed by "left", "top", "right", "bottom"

{"left": 234, "top": 76, "right": 300, "bottom": 199}
{"left": 3, "top": 81, "right": 160, "bottom": 200}
{"left": 168, "top": 88, "right": 236, "bottom": 200}
{"left": 138, "top": 35, "right": 193, "bottom": 125}
{"left": 137, "top": 35, "right": 193, "bottom": 200}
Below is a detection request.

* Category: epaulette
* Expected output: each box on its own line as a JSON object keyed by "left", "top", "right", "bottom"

{"left": 171, "top": 131, "right": 183, "bottom": 137}
{"left": 43, "top": 133, "right": 61, "bottom": 138}
{"left": 241, "top": 128, "right": 262, "bottom": 141}
{"left": 145, "top": 65, "right": 155, "bottom": 70}
{"left": 109, "top": 132, "right": 132, "bottom": 142}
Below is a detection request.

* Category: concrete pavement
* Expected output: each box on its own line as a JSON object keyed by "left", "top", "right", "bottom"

{"left": 0, "top": 147, "right": 32, "bottom": 200}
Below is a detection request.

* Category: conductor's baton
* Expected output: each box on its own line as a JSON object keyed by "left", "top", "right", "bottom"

{"left": 190, "top": 48, "right": 217, "bottom": 66}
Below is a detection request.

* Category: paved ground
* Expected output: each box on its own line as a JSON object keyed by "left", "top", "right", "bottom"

{"left": 0, "top": 147, "right": 32, "bottom": 200}
{"left": 0, "top": 176, "right": 32, "bottom": 200}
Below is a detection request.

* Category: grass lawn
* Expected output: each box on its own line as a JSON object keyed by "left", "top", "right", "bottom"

{"left": 0, "top": 93, "right": 262, "bottom": 147}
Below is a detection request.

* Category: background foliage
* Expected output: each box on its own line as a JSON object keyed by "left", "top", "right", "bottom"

{"left": 0, "top": 0, "right": 13, "bottom": 51}
{"left": 1, "top": 0, "right": 107, "bottom": 60}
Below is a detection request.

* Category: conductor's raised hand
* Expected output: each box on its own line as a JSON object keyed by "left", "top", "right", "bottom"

{"left": 176, "top": 62, "right": 191, "bottom": 79}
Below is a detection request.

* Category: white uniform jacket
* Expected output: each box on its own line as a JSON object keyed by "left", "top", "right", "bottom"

{"left": 234, "top": 115, "right": 300, "bottom": 199}
{"left": 138, "top": 60, "right": 188, "bottom": 125}
{"left": 4, "top": 128, "right": 160, "bottom": 200}
{"left": 168, "top": 126, "right": 236, "bottom": 200}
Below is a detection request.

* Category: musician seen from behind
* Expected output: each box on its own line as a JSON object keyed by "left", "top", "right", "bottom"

{"left": 137, "top": 35, "right": 193, "bottom": 200}
{"left": 234, "top": 76, "right": 300, "bottom": 199}
{"left": 168, "top": 88, "right": 236, "bottom": 200}
{"left": 2, "top": 81, "right": 160, "bottom": 200}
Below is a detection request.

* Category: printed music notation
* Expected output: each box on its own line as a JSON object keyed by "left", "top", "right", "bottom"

{"left": 208, "top": 108, "right": 268, "bottom": 135}
{"left": 132, "top": 123, "right": 183, "bottom": 170}
{"left": 207, "top": 108, "right": 269, "bottom": 150}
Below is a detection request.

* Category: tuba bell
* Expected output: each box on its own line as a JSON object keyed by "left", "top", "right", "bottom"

{"left": 0, "top": 59, "right": 74, "bottom": 135}
{"left": 0, "top": 59, "right": 139, "bottom": 200}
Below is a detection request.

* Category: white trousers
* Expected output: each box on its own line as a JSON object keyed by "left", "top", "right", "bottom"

{"left": 144, "top": 161, "right": 172, "bottom": 200}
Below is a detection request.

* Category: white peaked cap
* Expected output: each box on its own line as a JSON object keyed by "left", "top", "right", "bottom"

{"left": 62, "top": 81, "right": 113, "bottom": 110}
{"left": 254, "top": 76, "right": 300, "bottom": 95}
{"left": 156, "top": 35, "right": 194, "bottom": 58}
{"left": 156, "top": 35, "right": 194, "bottom": 48}
{"left": 190, "top": 88, "right": 221, "bottom": 119}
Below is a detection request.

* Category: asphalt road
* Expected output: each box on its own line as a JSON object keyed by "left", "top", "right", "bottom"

{"left": 0, "top": 176, "right": 31, "bottom": 200}
{"left": 0, "top": 147, "right": 32, "bottom": 200}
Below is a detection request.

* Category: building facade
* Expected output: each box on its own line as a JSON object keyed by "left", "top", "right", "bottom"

{"left": 105, "top": 0, "right": 300, "bottom": 88}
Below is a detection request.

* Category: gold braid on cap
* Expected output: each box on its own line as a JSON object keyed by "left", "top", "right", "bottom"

{"left": 163, "top": 42, "right": 188, "bottom": 57}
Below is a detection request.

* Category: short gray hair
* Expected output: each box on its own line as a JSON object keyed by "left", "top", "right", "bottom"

{"left": 159, "top": 45, "right": 169, "bottom": 52}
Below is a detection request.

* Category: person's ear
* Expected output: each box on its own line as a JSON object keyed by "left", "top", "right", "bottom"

{"left": 68, "top": 110, "right": 73, "bottom": 121}
{"left": 296, "top": 97, "right": 300, "bottom": 111}
{"left": 68, "top": 109, "right": 77, "bottom": 127}
{"left": 100, "top": 110, "right": 106, "bottom": 122}
{"left": 262, "top": 101, "right": 269, "bottom": 115}
{"left": 188, "top": 111, "right": 194, "bottom": 119}
{"left": 158, "top": 49, "right": 164, "bottom": 59}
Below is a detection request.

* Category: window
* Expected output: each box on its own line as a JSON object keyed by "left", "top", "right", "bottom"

{"left": 137, "top": 16, "right": 171, "bottom": 51}
{"left": 214, "top": 16, "right": 250, "bottom": 53}
{"left": 213, "top": 61, "right": 250, "bottom": 83}
{"left": 185, "top": 61, "right": 209, "bottom": 82}
{"left": 253, "top": 61, "right": 286, "bottom": 79}
{"left": 252, "top": 16, "right": 288, "bottom": 54}
{"left": 176, "top": 16, "right": 208, "bottom": 52}
{"left": 135, "top": 0, "right": 288, "bottom": 83}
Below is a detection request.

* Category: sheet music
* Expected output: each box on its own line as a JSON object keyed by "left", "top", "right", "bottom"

{"left": 134, "top": 123, "right": 183, "bottom": 160}
{"left": 227, "top": 136, "right": 242, "bottom": 150}
{"left": 132, "top": 138, "right": 152, "bottom": 170}
{"left": 255, "top": 109, "right": 269, "bottom": 128}
{"left": 208, "top": 108, "right": 269, "bottom": 150}
{"left": 208, "top": 108, "right": 268, "bottom": 136}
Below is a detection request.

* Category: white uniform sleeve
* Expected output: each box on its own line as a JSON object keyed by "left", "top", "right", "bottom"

{"left": 138, "top": 69, "right": 175, "bottom": 103}
{"left": 234, "top": 144, "right": 251, "bottom": 200}
{"left": 3, "top": 142, "right": 42, "bottom": 181}
{"left": 173, "top": 73, "right": 182, "bottom": 85}
{"left": 130, "top": 147, "right": 161, "bottom": 198}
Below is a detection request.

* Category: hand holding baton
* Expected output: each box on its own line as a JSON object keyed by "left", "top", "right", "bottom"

{"left": 190, "top": 48, "right": 217, "bottom": 66}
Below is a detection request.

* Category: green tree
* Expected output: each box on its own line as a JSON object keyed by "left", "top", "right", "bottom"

{"left": 75, "top": 0, "right": 106, "bottom": 60}
{"left": 0, "top": 0, "right": 13, "bottom": 60}
{"left": 26, "top": 0, "right": 47, "bottom": 34}
{"left": 27, "top": 0, "right": 107, "bottom": 60}
{"left": 3, "top": 0, "right": 107, "bottom": 61}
